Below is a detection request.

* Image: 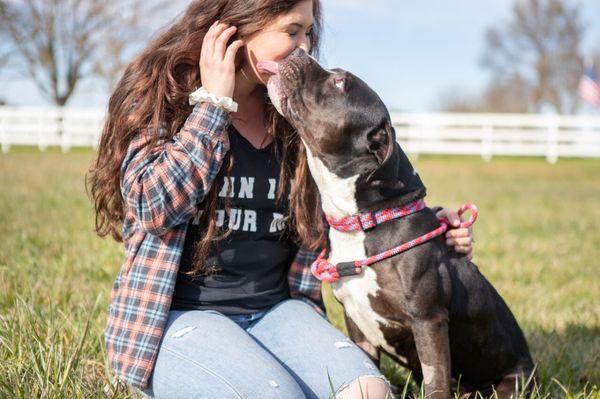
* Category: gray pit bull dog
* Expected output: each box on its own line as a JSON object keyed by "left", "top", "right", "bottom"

{"left": 257, "top": 48, "right": 534, "bottom": 398}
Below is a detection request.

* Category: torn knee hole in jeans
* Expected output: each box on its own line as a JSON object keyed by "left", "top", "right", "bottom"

{"left": 170, "top": 325, "right": 196, "bottom": 339}
{"left": 334, "top": 374, "right": 392, "bottom": 396}
{"left": 363, "top": 360, "right": 375, "bottom": 370}
{"left": 334, "top": 339, "right": 355, "bottom": 349}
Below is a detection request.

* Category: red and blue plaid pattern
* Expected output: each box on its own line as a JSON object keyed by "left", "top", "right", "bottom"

{"left": 312, "top": 203, "right": 478, "bottom": 283}
{"left": 105, "top": 101, "right": 326, "bottom": 389}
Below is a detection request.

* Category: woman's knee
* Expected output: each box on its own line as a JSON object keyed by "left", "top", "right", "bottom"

{"left": 334, "top": 374, "right": 393, "bottom": 399}
{"left": 249, "top": 299, "right": 391, "bottom": 398}
{"left": 146, "top": 310, "right": 306, "bottom": 398}
{"left": 146, "top": 346, "right": 305, "bottom": 398}
{"left": 268, "top": 298, "right": 313, "bottom": 315}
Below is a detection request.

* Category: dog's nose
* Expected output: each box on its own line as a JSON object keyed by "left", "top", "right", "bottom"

{"left": 291, "top": 47, "right": 306, "bottom": 57}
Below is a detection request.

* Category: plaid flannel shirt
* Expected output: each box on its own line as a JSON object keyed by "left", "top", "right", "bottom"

{"left": 104, "top": 102, "right": 326, "bottom": 390}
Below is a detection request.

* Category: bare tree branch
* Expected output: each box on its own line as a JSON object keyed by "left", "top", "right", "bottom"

{"left": 91, "top": 0, "right": 172, "bottom": 92}
{"left": 0, "top": 0, "right": 166, "bottom": 106}
{"left": 0, "top": 1, "right": 12, "bottom": 71}
{"left": 437, "top": 75, "right": 531, "bottom": 114}
{"left": 480, "top": 0, "right": 586, "bottom": 114}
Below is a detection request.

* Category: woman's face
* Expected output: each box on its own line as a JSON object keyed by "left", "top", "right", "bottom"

{"left": 242, "top": 0, "right": 314, "bottom": 85}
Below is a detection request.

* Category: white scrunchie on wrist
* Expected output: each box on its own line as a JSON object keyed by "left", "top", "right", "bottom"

{"left": 189, "top": 86, "right": 238, "bottom": 113}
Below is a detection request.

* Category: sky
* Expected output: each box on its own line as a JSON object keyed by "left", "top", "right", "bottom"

{"left": 1, "top": 0, "right": 599, "bottom": 113}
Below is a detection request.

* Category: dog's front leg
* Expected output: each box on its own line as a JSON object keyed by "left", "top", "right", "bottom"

{"left": 411, "top": 312, "right": 451, "bottom": 399}
{"left": 343, "top": 311, "right": 381, "bottom": 367}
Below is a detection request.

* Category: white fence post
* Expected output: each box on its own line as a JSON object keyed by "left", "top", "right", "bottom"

{"left": 546, "top": 118, "right": 558, "bottom": 164}
{"left": 481, "top": 124, "right": 493, "bottom": 162}
{"left": 410, "top": 124, "right": 420, "bottom": 160}
{"left": 60, "top": 107, "right": 70, "bottom": 153}
{"left": 0, "top": 114, "right": 8, "bottom": 153}
{"left": 38, "top": 127, "right": 46, "bottom": 152}
{"left": 60, "top": 130, "right": 70, "bottom": 152}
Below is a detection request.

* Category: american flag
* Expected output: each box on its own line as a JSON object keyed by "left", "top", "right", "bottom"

{"left": 578, "top": 65, "right": 600, "bottom": 107}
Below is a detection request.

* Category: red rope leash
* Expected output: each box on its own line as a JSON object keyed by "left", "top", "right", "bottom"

{"left": 311, "top": 203, "right": 478, "bottom": 283}
{"left": 326, "top": 199, "right": 426, "bottom": 232}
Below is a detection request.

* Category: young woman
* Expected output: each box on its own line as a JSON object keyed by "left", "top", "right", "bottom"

{"left": 87, "top": 1, "right": 474, "bottom": 397}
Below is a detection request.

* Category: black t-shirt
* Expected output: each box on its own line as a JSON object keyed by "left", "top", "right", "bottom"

{"left": 170, "top": 124, "right": 295, "bottom": 314}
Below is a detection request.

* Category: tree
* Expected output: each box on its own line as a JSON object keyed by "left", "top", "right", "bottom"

{"left": 436, "top": 88, "right": 484, "bottom": 113}
{"left": 0, "top": 0, "right": 166, "bottom": 106}
{"left": 0, "top": 2, "right": 11, "bottom": 106}
{"left": 0, "top": 2, "right": 10, "bottom": 72}
{"left": 437, "top": 76, "right": 531, "bottom": 113}
{"left": 91, "top": 0, "right": 170, "bottom": 92}
{"left": 0, "top": 46, "right": 8, "bottom": 74}
{"left": 480, "top": 0, "right": 586, "bottom": 114}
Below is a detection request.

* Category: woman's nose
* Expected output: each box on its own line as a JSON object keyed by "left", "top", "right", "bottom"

{"left": 298, "top": 39, "right": 311, "bottom": 53}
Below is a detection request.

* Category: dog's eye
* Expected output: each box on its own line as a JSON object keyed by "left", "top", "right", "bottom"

{"left": 333, "top": 76, "right": 346, "bottom": 91}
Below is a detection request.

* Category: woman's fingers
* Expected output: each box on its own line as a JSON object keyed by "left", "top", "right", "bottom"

{"left": 215, "top": 25, "right": 238, "bottom": 61}
{"left": 211, "top": 24, "right": 230, "bottom": 60}
{"left": 436, "top": 209, "right": 460, "bottom": 226}
{"left": 446, "top": 236, "right": 471, "bottom": 247}
{"left": 437, "top": 207, "right": 476, "bottom": 258}
{"left": 447, "top": 228, "right": 475, "bottom": 258}
{"left": 201, "top": 20, "right": 222, "bottom": 67}
{"left": 198, "top": 20, "right": 240, "bottom": 99}
{"left": 453, "top": 243, "right": 472, "bottom": 254}
{"left": 203, "top": 22, "right": 228, "bottom": 61}
{"left": 445, "top": 227, "right": 470, "bottom": 239}
{"left": 448, "top": 226, "right": 474, "bottom": 238}
{"left": 224, "top": 39, "right": 244, "bottom": 64}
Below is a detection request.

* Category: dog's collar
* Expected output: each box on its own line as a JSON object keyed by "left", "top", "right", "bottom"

{"left": 312, "top": 203, "right": 478, "bottom": 283}
{"left": 325, "top": 199, "right": 426, "bottom": 232}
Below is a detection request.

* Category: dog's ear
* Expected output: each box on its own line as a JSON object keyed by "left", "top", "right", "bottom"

{"left": 365, "top": 121, "right": 426, "bottom": 199}
{"left": 366, "top": 122, "right": 404, "bottom": 191}
{"left": 367, "top": 122, "right": 393, "bottom": 164}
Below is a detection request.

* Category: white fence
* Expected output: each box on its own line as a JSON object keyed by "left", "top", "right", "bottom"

{"left": 0, "top": 106, "right": 105, "bottom": 153}
{"left": 391, "top": 112, "right": 600, "bottom": 163}
{"left": 1, "top": 106, "right": 600, "bottom": 163}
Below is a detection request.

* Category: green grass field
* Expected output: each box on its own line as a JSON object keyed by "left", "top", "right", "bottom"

{"left": 0, "top": 147, "right": 598, "bottom": 398}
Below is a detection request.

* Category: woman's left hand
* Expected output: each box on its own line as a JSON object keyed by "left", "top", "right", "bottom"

{"left": 435, "top": 208, "right": 474, "bottom": 260}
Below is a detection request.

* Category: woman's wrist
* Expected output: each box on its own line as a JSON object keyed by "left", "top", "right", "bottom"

{"left": 189, "top": 86, "right": 238, "bottom": 113}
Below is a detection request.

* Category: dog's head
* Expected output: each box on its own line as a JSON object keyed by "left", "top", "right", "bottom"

{"left": 258, "top": 48, "right": 425, "bottom": 208}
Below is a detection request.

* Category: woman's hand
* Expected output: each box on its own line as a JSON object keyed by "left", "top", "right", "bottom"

{"left": 200, "top": 20, "right": 245, "bottom": 98}
{"left": 436, "top": 208, "right": 475, "bottom": 260}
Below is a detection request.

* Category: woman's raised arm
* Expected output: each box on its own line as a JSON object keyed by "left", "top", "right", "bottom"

{"left": 120, "top": 103, "right": 231, "bottom": 236}
{"left": 120, "top": 20, "right": 245, "bottom": 236}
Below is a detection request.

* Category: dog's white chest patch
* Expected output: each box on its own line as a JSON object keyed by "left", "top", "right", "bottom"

{"left": 301, "top": 140, "right": 359, "bottom": 218}
{"left": 330, "top": 252, "right": 391, "bottom": 352}
{"left": 301, "top": 140, "right": 400, "bottom": 355}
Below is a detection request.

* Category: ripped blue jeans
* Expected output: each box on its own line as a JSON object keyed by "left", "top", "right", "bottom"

{"left": 140, "top": 298, "right": 391, "bottom": 398}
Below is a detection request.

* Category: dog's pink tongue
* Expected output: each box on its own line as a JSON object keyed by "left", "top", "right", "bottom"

{"left": 256, "top": 60, "right": 279, "bottom": 76}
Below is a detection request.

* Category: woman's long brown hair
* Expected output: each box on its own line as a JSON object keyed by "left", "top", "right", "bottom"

{"left": 86, "top": 0, "right": 326, "bottom": 275}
